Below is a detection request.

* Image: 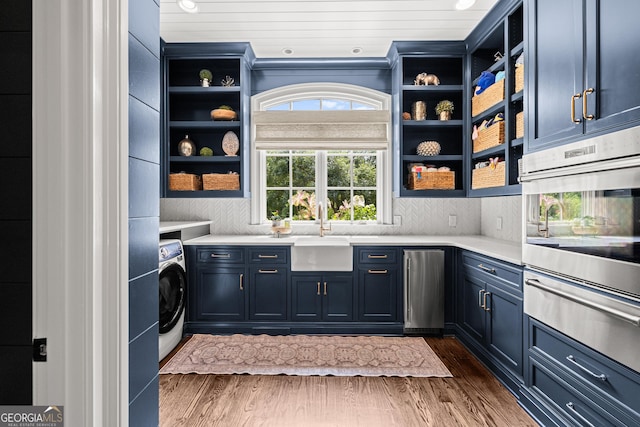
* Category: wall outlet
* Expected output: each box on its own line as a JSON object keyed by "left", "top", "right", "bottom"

{"left": 448, "top": 214, "right": 457, "bottom": 228}
{"left": 393, "top": 215, "right": 402, "bottom": 226}
{"left": 496, "top": 216, "right": 503, "bottom": 230}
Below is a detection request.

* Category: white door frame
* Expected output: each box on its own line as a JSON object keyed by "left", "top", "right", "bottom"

{"left": 33, "top": 0, "right": 129, "bottom": 425}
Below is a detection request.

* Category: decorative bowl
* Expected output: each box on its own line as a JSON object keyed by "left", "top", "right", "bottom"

{"left": 211, "top": 109, "right": 237, "bottom": 121}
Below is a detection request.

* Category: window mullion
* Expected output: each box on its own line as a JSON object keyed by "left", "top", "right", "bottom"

{"left": 317, "top": 151, "right": 327, "bottom": 220}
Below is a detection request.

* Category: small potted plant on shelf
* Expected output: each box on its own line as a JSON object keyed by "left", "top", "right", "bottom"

{"left": 199, "top": 69, "right": 213, "bottom": 87}
{"left": 435, "top": 100, "right": 454, "bottom": 121}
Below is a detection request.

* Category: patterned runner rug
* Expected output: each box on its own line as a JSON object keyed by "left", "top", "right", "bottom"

{"left": 160, "top": 334, "right": 452, "bottom": 377}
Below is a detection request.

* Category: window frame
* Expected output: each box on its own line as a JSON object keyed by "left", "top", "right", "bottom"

{"left": 250, "top": 83, "right": 392, "bottom": 225}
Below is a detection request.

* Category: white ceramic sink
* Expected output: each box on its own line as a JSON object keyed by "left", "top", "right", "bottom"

{"left": 291, "top": 236, "right": 353, "bottom": 271}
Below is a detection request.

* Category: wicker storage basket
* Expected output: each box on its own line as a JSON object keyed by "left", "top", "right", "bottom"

{"left": 472, "top": 79, "right": 505, "bottom": 117}
{"left": 472, "top": 162, "right": 506, "bottom": 189}
{"left": 408, "top": 171, "right": 455, "bottom": 190}
{"left": 516, "top": 111, "right": 524, "bottom": 139}
{"left": 169, "top": 173, "right": 202, "bottom": 191}
{"left": 473, "top": 121, "right": 505, "bottom": 153}
{"left": 202, "top": 173, "right": 240, "bottom": 190}
{"left": 515, "top": 65, "right": 524, "bottom": 93}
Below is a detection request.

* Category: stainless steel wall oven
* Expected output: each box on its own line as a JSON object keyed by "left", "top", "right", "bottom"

{"left": 520, "top": 126, "right": 640, "bottom": 373}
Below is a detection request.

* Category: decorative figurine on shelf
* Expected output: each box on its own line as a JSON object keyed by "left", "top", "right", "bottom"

{"left": 220, "top": 75, "right": 235, "bottom": 87}
{"left": 199, "top": 146, "right": 213, "bottom": 156}
{"left": 411, "top": 101, "right": 427, "bottom": 120}
{"left": 199, "top": 69, "right": 213, "bottom": 87}
{"left": 210, "top": 105, "right": 237, "bottom": 121}
{"left": 435, "top": 100, "right": 454, "bottom": 121}
{"left": 178, "top": 135, "right": 196, "bottom": 156}
{"left": 414, "top": 72, "right": 440, "bottom": 86}
{"left": 416, "top": 140, "right": 441, "bottom": 156}
{"left": 222, "top": 131, "right": 240, "bottom": 156}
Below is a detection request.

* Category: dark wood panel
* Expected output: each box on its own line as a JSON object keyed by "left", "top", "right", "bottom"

{"left": 0, "top": 2, "right": 31, "bottom": 31}
{"left": 129, "top": 324, "right": 159, "bottom": 400}
{"left": 0, "top": 158, "right": 31, "bottom": 220}
{"left": 0, "top": 283, "right": 31, "bottom": 345}
{"left": 129, "top": 95, "right": 160, "bottom": 164}
{"left": 0, "top": 221, "right": 31, "bottom": 284}
{"left": 128, "top": 217, "right": 159, "bottom": 280}
{"left": 128, "top": 0, "right": 159, "bottom": 58}
{"left": 129, "top": 157, "right": 159, "bottom": 218}
{"left": 129, "top": 34, "right": 160, "bottom": 111}
{"left": 130, "top": 374, "right": 159, "bottom": 427}
{"left": 0, "top": 95, "right": 31, "bottom": 157}
{"left": 159, "top": 336, "right": 538, "bottom": 427}
{"left": 0, "top": 346, "right": 32, "bottom": 404}
{"left": 129, "top": 271, "right": 159, "bottom": 341}
{"left": 0, "top": 33, "right": 31, "bottom": 94}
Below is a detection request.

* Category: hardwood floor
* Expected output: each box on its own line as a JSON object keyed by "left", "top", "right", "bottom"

{"left": 159, "top": 336, "right": 538, "bottom": 426}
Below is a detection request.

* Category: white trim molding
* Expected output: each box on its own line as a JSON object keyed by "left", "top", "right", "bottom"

{"left": 33, "top": 0, "right": 129, "bottom": 425}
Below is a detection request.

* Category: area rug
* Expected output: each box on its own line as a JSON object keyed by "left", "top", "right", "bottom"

{"left": 160, "top": 334, "right": 452, "bottom": 378}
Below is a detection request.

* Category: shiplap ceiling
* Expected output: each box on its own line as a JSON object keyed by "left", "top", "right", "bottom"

{"left": 159, "top": 0, "right": 500, "bottom": 58}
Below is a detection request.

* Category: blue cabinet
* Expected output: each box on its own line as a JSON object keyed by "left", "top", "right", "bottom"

{"left": 291, "top": 273, "right": 354, "bottom": 322}
{"left": 249, "top": 266, "right": 288, "bottom": 321}
{"left": 522, "top": 318, "right": 640, "bottom": 427}
{"left": 526, "top": 0, "right": 640, "bottom": 153}
{"left": 456, "top": 250, "right": 524, "bottom": 394}
{"left": 356, "top": 247, "right": 402, "bottom": 322}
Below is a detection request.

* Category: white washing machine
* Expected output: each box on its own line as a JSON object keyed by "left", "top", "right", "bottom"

{"left": 158, "top": 239, "right": 187, "bottom": 361}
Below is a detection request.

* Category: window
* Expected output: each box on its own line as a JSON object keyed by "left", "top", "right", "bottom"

{"left": 250, "top": 83, "right": 392, "bottom": 225}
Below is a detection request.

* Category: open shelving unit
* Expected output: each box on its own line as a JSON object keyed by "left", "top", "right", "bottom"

{"left": 161, "top": 44, "right": 251, "bottom": 198}
{"left": 396, "top": 42, "right": 467, "bottom": 197}
{"left": 467, "top": 2, "right": 524, "bottom": 197}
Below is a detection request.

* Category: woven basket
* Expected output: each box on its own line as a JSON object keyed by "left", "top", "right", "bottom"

{"left": 516, "top": 111, "right": 524, "bottom": 139}
{"left": 202, "top": 173, "right": 240, "bottom": 190}
{"left": 169, "top": 173, "right": 202, "bottom": 191}
{"left": 515, "top": 65, "right": 524, "bottom": 93}
{"left": 408, "top": 171, "right": 455, "bottom": 190}
{"left": 472, "top": 79, "right": 505, "bottom": 117}
{"left": 472, "top": 162, "right": 506, "bottom": 189}
{"left": 473, "top": 121, "right": 505, "bottom": 153}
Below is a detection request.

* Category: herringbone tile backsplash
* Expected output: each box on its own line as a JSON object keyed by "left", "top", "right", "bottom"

{"left": 160, "top": 196, "right": 522, "bottom": 242}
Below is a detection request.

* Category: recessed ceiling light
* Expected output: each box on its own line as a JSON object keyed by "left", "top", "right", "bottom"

{"left": 351, "top": 47, "right": 363, "bottom": 55}
{"left": 177, "top": 0, "right": 199, "bottom": 13}
{"left": 282, "top": 48, "right": 294, "bottom": 55}
{"left": 455, "top": 0, "right": 476, "bottom": 10}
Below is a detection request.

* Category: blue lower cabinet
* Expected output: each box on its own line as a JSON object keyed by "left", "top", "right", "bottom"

{"left": 522, "top": 317, "right": 640, "bottom": 427}
{"left": 357, "top": 267, "right": 400, "bottom": 322}
{"left": 291, "top": 273, "right": 354, "bottom": 322}
{"left": 249, "top": 266, "right": 288, "bottom": 321}
{"left": 192, "top": 266, "right": 246, "bottom": 321}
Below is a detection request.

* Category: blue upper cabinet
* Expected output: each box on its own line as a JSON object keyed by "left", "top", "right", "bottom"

{"left": 161, "top": 43, "right": 253, "bottom": 198}
{"left": 526, "top": 0, "right": 640, "bottom": 153}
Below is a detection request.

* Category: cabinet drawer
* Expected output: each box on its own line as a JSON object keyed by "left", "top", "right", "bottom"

{"left": 461, "top": 251, "right": 522, "bottom": 291}
{"left": 531, "top": 360, "right": 623, "bottom": 427}
{"left": 357, "top": 247, "right": 398, "bottom": 265}
{"left": 530, "top": 319, "right": 640, "bottom": 416}
{"left": 196, "top": 247, "right": 245, "bottom": 264}
{"left": 248, "top": 247, "right": 289, "bottom": 264}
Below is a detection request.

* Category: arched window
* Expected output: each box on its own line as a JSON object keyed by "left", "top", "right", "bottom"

{"left": 250, "top": 83, "right": 392, "bottom": 225}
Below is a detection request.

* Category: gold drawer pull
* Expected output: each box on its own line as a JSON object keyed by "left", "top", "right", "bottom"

{"left": 258, "top": 269, "right": 278, "bottom": 274}
{"left": 477, "top": 264, "right": 496, "bottom": 274}
{"left": 317, "top": 282, "right": 321, "bottom": 295}
{"left": 571, "top": 93, "right": 582, "bottom": 124}
{"left": 368, "top": 254, "right": 388, "bottom": 259}
{"left": 258, "top": 254, "right": 278, "bottom": 259}
{"left": 582, "top": 88, "right": 595, "bottom": 120}
{"left": 239, "top": 273, "right": 244, "bottom": 290}
{"left": 368, "top": 269, "right": 388, "bottom": 274}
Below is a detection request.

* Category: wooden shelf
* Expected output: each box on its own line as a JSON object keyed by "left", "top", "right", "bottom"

{"left": 403, "top": 155, "right": 463, "bottom": 162}
{"left": 402, "top": 120, "right": 463, "bottom": 127}
{"left": 170, "top": 156, "right": 240, "bottom": 163}
{"left": 169, "top": 121, "right": 241, "bottom": 129}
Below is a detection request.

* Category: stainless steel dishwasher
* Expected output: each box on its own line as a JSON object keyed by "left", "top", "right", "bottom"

{"left": 403, "top": 249, "right": 445, "bottom": 334}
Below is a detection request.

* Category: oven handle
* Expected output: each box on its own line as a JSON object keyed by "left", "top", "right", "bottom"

{"left": 525, "top": 279, "right": 640, "bottom": 327}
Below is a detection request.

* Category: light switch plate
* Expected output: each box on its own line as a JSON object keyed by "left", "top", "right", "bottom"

{"left": 448, "top": 214, "right": 457, "bottom": 227}
{"left": 393, "top": 215, "right": 402, "bottom": 226}
{"left": 496, "top": 217, "right": 503, "bottom": 230}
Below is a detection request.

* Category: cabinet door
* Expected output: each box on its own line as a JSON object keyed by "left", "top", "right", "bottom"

{"left": 584, "top": 0, "right": 640, "bottom": 134}
{"left": 322, "top": 274, "right": 354, "bottom": 322}
{"left": 485, "top": 282, "right": 523, "bottom": 376}
{"left": 459, "top": 272, "right": 486, "bottom": 343}
{"left": 249, "top": 267, "right": 288, "bottom": 321}
{"left": 291, "top": 275, "right": 322, "bottom": 321}
{"left": 358, "top": 267, "right": 399, "bottom": 322}
{"left": 195, "top": 267, "right": 245, "bottom": 321}
{"left": 527, "top": 0, "right": 585, "bottom": 152}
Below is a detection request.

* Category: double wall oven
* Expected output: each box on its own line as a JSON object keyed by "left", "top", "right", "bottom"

{"left": 520, "top": 125, "right": 640, "bottom": 373}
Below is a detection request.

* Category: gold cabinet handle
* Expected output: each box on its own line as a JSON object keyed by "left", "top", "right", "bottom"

{"left": 211, "top": 253, "right": 231, "bottom": 258}
{"left": 477, "top": 264, "right": 496, "bottom": 274}
{"left": 571, "top": 93, "right": 582, "bottom": 124}
{"left": 479, "top": 290, "right": 485, "bottom": 309}
{"left": 483, "top": 292, "right": 491, "bottom": 312}
{"left": 239, "top": 273, "right": 244, "bottom": 290}
{"left": 368, "top": 269, "right": 388, "bottom": 274}
{"left": 317, "top": 282, "right": 321, "bottom": 295}
{"left": 368, "top": 254, "right": 388, "bottom": 259}
{"left": 583, "top": 88, "right": 595, "bottom": 120}
{"left": 258, "top": 269, "right": 278, "bottom": 274}
{"left": 324, "top": 282, "right": 327, "bottom": 296}
{"left": 258, "top": 254, "right": 278, "bottom": 259}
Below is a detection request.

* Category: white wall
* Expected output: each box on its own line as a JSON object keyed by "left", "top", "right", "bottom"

{"left": 480, "top": 195, "right": 522, "bottom": 242}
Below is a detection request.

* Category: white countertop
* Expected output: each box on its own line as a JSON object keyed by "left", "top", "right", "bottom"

{"left": 159, "top": 220, "right": 212, "bottom": 233}
{"left": 184, "top": 234, "right": 522, "bottom": 265}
